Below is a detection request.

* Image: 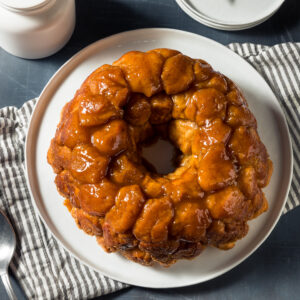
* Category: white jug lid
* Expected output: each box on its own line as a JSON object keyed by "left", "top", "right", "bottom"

{"left": 0, "top": 0, "right": 51, "bottom": 11}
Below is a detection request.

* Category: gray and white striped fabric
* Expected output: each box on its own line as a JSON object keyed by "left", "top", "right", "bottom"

{"left": 0, "top": 42, "right": 299, "bottom": 299}
{"left": 0, "top": 101, "right": 128, "bottom": 298}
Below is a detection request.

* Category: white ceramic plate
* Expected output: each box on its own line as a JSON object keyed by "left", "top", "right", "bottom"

{"left": 176, "top": 0, "right": 278, "bottom": 31}
{"left": 25, "top": 28, "right": 292, "bottom": 288}
{"left": 176, "top": 0, "right": 285, "bottom": 31}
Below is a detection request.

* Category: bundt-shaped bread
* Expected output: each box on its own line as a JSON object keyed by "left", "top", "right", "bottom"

{"left": 47, "top": 48, "right": 273, "bottom": 266}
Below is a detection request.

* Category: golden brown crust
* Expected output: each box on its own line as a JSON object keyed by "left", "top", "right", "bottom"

{"left": 113, "top": 51, "right": 164, "bottom": 97}
{"left": 48, "top": 48, "right": 273, "bottom": 267}
{"left": 162, "top": 54, "right": 195, "bottom": 95}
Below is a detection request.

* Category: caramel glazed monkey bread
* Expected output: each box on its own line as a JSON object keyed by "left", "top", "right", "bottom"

{"left": 47, "top": 48, "right": 273, "bottom": 267}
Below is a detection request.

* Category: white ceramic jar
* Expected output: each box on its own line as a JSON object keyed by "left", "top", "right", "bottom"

{"left": 0, "top": 0, "right": 75, "bottom": 59}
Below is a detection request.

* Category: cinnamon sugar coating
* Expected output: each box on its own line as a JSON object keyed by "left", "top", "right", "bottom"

{"left": 47, "top": 49, "right": 273, "bottom": 266}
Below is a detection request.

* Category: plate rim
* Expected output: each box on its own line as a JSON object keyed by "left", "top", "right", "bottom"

{"left": 25, "top": 27, "right": 293, "bottom": 288}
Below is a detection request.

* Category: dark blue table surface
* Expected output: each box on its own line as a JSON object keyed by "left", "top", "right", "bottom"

{"left": 0, "top": 0, "right": 300, "bottom": 299}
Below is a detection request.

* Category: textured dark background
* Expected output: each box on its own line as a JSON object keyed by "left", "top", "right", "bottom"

{"left": 0, "top": 0, "right": 300, "bottom": 299}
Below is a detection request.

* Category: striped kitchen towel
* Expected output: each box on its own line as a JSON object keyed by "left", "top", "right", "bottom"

{"left": 0, "top": 42, "right": 299, "bottom": 299}
{"left": 0, "top": 99, "right": 128, "bottom": 299}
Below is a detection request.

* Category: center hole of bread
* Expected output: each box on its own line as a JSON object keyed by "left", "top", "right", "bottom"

{"left": 141, "top": 137, "right": 178, "bottom": 175}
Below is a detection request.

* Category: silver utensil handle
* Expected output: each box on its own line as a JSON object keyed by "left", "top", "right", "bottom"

{"left": 1, "top": 273, "right": 17, "bottom": 300}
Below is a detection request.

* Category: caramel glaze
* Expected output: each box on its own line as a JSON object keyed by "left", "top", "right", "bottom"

{"left": 47, "top": 49, "right": 273, "bottom": 267}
